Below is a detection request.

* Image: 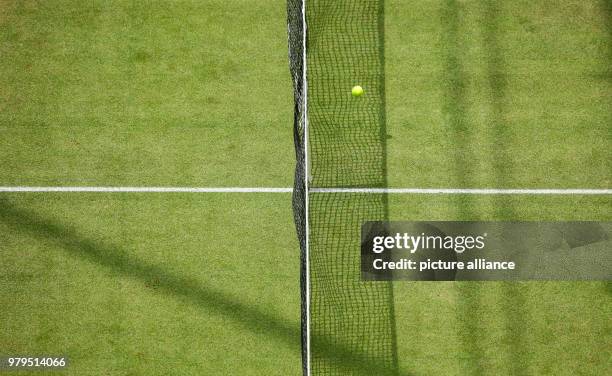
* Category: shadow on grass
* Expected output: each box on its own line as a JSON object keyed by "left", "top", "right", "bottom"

{"left": 379, "top": 0, "right": 401, "bottom": 373}
{"left": 603, "top": 0, "right": 612, "bottom": 194}
{"left": 440, "top": 1, "right": 485, "bottom": 375}
{"left": 482, "top": 1, "right": 531, "bottom": 374}
{"left": 300, "top": 0, "right": 400, "bottom": 374}
{"left": 600, "top": 2, "right": 612, "bottom": 298}
{"left": 0, "top": 198, "right": 406, "bottom": 376}
{"left": 441, "top": 0, "right": 472, "bottom": 196}
{"left": 603, "top": 0, "right": 612, "bottom": 84}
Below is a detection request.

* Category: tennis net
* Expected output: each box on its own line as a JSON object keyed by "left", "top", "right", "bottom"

{"left": 288, "top": 0, "right": 398, "bottom": 375}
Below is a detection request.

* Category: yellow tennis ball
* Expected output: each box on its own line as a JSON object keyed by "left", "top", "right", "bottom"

{"left": 351, "top": 85, "right": 364, "bottom": 97}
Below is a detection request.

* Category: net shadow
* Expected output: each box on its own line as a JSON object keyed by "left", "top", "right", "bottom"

{"left": 305, "top": 0, "right": 399, "bottom": 375}
{"left": 288, "top": 0, "right": 400, "bottom": 374}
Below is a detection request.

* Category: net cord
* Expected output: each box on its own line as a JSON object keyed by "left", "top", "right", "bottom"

{"left": 302, "top": 1, "right": 311, "bottom": 375}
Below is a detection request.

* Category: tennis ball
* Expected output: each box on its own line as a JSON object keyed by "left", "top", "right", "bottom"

{"left": 352, "top": 85, "right": 364, "bottom": 97}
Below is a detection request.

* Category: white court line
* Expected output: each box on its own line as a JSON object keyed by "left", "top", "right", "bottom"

{"left": 0, "top": 187, "right": 611, "bottom": 194}
{"left": 0, "top": 186, "right": 293, "bottom": 193}
{"left": 311, "top": 188, "right": 612, "bottom": 195}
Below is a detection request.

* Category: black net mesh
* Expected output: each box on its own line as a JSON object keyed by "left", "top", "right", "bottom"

{"left": 308, "top": 193, "right": 397, "bottom": 375}
{"left": 308, "top": 0, "right": 388, "bottom": 189}
{"left": 287, "top": 1, "right": 308, "bottom": 375}
{"left": 288, "top": 0, "right": 397, "bottom": 374}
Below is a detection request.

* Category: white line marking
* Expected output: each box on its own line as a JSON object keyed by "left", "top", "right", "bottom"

{"left": 311, "top": 188, "right": 612, "bottom": 195}
{"left": 0, "top": 187, "right": 610, "bottom": 195}
{"left": 0, "top": 187, "right": 293, "bottom": 193}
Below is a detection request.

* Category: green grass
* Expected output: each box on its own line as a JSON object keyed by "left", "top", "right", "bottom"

{"left": 0, "top": 0, "right": 294, "bottom": 187}
{"left": 383, "top": 2, "right": 612, "bottom": 371}
{"left": 384, "top": 2, "right": 612, "bottom": 372}
{"left": 0, "top": 194, "right": 300, "bottom": 375}
{"left": 388, "top": 194, "right": 611, "bottom": 375}
{"left": 386, "top": 0, "right": 611, "bottom": 188}
{"left": 1, "top": 0, "right": 611, "bottom": 375}
{"left": 0, "top": 1, "right": 300, "bottom": 374}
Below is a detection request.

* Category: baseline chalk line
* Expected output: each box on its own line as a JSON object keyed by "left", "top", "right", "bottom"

{"left": 0, "top": 187, "right": 293, "bottom": 193}
{"left": 311, "top": 188, "right": 612, "bottom": 195}
{"left": 0, "top": 187, "right": 610, "bottom": 195}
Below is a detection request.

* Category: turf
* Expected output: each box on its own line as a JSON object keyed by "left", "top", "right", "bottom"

{"left": 388, "top": 194, "right": 611, "bottom": 375}
{"left": 0, "top": 193, "right": 301, "bottom": 375}
{"left": 304, "top": 0, "right": 611, "bottom": 373}
{"left": 0, "top": 1, "right": 300, "bottom": 374}
{"left": 0, "top": 0, "right": 610, "bottom": 375}
{"left": 386, "top": 0, "right": 611, "bottom": 189}
{"left": 384, "top": 2, "right": 611, "bottom": 374}
{"left": 0, "top": 0, "right": 294, "bottom": 187}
